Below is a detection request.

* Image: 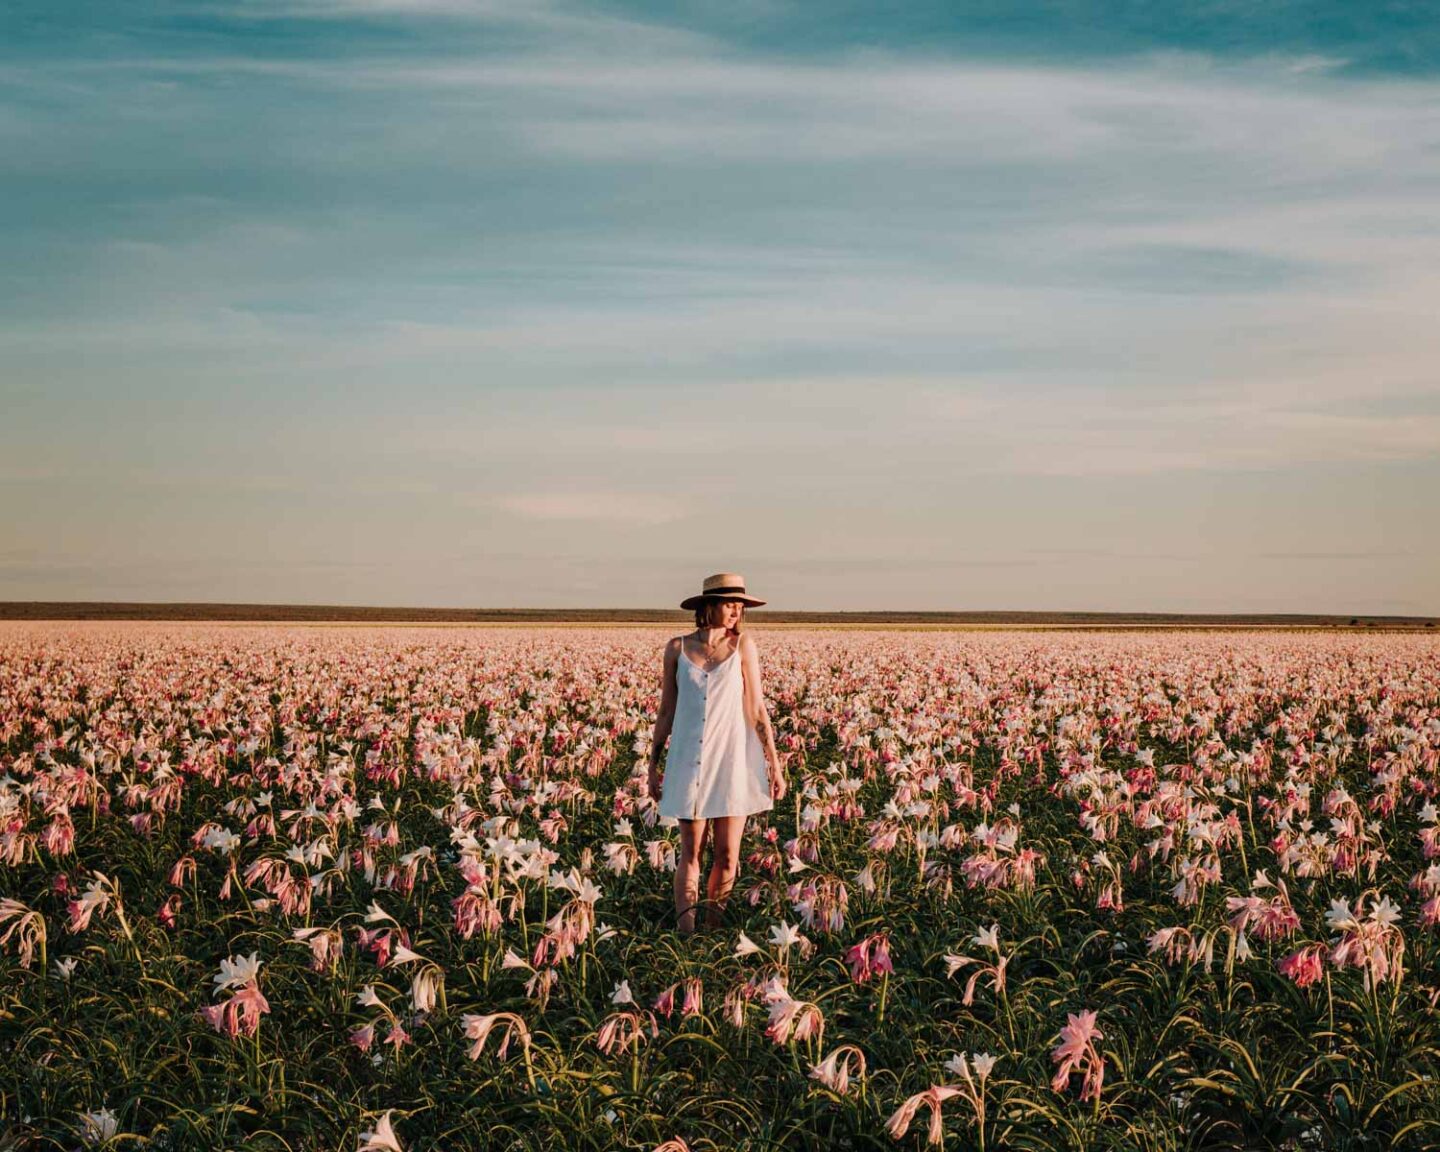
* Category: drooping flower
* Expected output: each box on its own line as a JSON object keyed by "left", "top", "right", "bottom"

{"left": 596, "top": 1009, "right": 658, "bottom": 1055}
{"left": 761, "top": 976, "right": 825, "bottom": 1047}
{"left": 1327, "top": 892, "right": 1406, "bottom": 990}
{"left": 460, "top": 1011, "right": 531, "bottom": 1061}
{"left": 410, "top": 963, "right": 444, "bottom": 1013}
{"left": 885, "top": 1085, "right": 963, "bottom": 1145}
{"left": 0, "top": 898, "right": 46, "bottom": 969}
{"left": 349, "top": 1021, "right": 376, "bottom": 1053}
{"left": 809, "top": 1043, "right": 867, "bottom": 1095}
{"left": 200, "top": 979, "right": 271, "bottom": 1039}
{"left": 1050, "top": 1010, "right": 1105, "bottom": 1102}
{"left": 293, "top": 926, "right": 343, "bottom": 973}
{"left": 844, "top": 932, "right": 894, "bottom": 984}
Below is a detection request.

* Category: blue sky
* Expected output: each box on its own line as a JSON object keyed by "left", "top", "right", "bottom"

{"left": 3, "top": 1, "right": 1438, "bottom": 612}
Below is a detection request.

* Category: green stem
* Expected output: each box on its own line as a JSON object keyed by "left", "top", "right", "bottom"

{"left": 112, "top": 892, "right": 146, "bottom": 973}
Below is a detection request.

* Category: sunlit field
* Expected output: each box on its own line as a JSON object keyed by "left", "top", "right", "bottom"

{"left": 2, "top": 624, "right": 1439, "bottom": 1151}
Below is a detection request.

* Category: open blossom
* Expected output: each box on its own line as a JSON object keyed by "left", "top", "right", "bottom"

{"left": 940, "top": 1051, "right": 997, "bottom": 1133}
{"left": 501, "top": 947, "right": 530, "bottom": 971}
{"left": 388, "top": 943, "right": 426, "bottom": 967}
{"left": 213, "top": 951, "right": 262, "bottom": 993}
{"left": 200, "top": 826, "right": 240, "bottom": 855}
{"left": 885, "top": 1085, "right": 963, "bottom": 1145}
{"left": 1051, "top": 1010, "right": 1106, "bottom": 1102}
{"left": 78, "top": 1107, "right": 119, "bottom": 1146}
{"left": 66, "top": 875, "right": 113, "bottom": 934}
{"left": 770, "top": 921, "right": 802, "bottom": 949}
{"left": 357, "top": 1110, "right": 404, "bottom": 1152}
{"left": 384, "top": 1021, "right": 412, "bottom": 1051}
{"left": 355, "top": 984, "right": 385, "bottom": 1009}
{"left": 945, "top": 1051, "right": 996, "bottom": 1082}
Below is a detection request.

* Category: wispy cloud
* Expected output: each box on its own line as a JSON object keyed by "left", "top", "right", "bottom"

{"left": 493, "top": 492, "right": 691, "bottom": 525}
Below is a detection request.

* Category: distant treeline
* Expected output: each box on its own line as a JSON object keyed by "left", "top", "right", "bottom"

{"left": 1, "top": 602, "right": 1435, "bottom": 629}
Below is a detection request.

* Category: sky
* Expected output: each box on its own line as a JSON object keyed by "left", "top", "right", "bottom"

{"left": 2, "top": 1, "right": 1438, "bottom": 614}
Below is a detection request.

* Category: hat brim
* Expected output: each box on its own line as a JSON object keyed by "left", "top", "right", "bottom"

{"left": 680, "top": 593, "right": 766, "bottom": 610}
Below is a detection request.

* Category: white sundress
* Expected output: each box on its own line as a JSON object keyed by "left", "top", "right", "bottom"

{"left": 659, "top": 637, "right": 774, "bottom": 822}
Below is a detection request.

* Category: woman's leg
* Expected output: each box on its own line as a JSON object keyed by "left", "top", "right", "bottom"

{"left": 703, "top": 816, "right": 745, "bottom": 929}
{"left": 675, "top": 818, "right": 708, "bottom": 933}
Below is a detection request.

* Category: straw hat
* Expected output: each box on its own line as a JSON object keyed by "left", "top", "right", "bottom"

{"left": 680, "top": 572, "right": 766, "bottom": 610}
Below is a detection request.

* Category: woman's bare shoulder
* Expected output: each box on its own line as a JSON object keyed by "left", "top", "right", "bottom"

{"left": 738, "top": 632, "right": 759, "bottom": 654}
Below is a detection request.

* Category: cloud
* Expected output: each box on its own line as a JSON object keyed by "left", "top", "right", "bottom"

{"left": 492, "top": 492, "right": 691, "bottom": 524}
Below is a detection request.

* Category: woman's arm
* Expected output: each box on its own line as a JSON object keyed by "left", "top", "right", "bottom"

{"left": 740, "top": 634, "right": 787, "bottom": 802}
{"left": 648, "top": 638, "right": 681, "bottom": 800}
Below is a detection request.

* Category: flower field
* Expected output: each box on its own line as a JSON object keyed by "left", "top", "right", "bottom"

{"left": 3, "top": 623, "right": 1440, "bottom": 1151}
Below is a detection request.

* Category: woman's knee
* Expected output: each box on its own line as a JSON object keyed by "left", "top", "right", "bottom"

{"left": 678, "top": 839, "right": 707, "bottom": 869}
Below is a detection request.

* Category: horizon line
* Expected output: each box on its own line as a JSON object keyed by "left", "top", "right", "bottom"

{"left": 1, "top": 601, "right": 1436, "bottom": 628}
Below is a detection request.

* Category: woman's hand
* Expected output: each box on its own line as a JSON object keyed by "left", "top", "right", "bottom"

{"left": 769, "top": 754, "right": 788, "bottom": 802}
{"left": 647, "top": 762, "right": 662, "bottom": 801}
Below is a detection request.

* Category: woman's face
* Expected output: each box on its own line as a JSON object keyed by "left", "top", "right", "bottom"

{"left": 712, "top": 599, "right": 743, "bottom": 630}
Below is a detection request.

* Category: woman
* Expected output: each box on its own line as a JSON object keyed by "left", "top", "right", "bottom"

{"left": 648, "top": 573, "right": 788, "bottom": 934}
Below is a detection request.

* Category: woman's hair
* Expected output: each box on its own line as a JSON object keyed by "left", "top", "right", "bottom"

{"left": 694, "top": 599, "right": 745, "bottom": 633}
